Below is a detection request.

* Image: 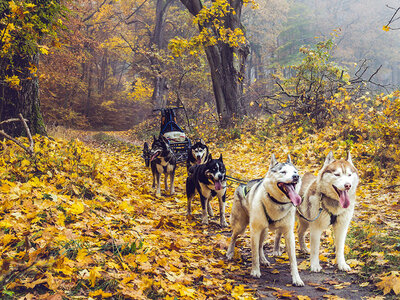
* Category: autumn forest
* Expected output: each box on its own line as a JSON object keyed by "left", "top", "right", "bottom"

{"left": 1, "top": 0, "right": 400, "bottom": 298}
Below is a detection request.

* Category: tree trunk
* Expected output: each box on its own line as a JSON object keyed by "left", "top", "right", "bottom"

{"left": 150, "top": 0, "right": 173, "bottom": 108}
{"left": 180, "top": 0, "right": 248, "bottom": 127}
{"left": 0, "top": 54, "right": 47, "bottom": 137}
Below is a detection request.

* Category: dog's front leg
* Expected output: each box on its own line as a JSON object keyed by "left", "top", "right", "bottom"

{"left": 298, "top": 218, "right": 310, "bottom": 253}
{"left": 200, "top": 195, "right": 209, "bottom": 224}
{"left": 259, "top": 228, "right": 270, "bottom": 265}
{"left": 218, "top": 191, "right": 228, "bottom": 227}
{"left": 164, "top": 172, "right": 169, "bottom": 192}
{"left": 155, "top": 172, "right": 161, "bottom": 197}
{"left": 207, "top": 201, "right": 214, "bottom": 217}
{"left": 272, "top": 231, "right": 283, "bottom": 256}
{"left": 309, "top": 228, "right": 323, "bottom": 272}
{"left": 170, "top": 171, "right": 175, "bottom": 195}
{"left": 284, "top": 229, "right": 304, "bottom": 286}
{"left": 250, "top": 223, "right": 263, "bottom": 278}
{"left": 333, "top": 219, "right": 351, "bottom": 271}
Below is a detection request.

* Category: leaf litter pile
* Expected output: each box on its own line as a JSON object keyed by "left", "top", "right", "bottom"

{"left": 1, "top": 123, "right": 400, "bottom": 299}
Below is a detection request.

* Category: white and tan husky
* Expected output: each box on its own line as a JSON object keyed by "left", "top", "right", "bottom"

{"left": 226, "top": 155, "right": 304, "bottom": 286}
{"left": 295, "top": 151, "right": 359, "bottom": 272}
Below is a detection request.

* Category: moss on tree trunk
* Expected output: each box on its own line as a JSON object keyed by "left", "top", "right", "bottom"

{"left": 0, "top": 54, "right": 47, "bottom": 137}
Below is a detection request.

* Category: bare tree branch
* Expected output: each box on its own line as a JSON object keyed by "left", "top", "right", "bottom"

{"left": 0, "top": 114, "right": 34, "bottom": 156}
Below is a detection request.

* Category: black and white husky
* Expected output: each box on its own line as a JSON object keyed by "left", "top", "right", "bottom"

{"left": 149, "top": 135, "right": 176, "bottom": 197}
{"left": 187, "top": 139, "right": 210, "bottom": 170}
{"left": 226, "top": 154, "right": 304, "bottom": 286}
{"left": 186, "top": 155, "right": 228, "bottom": 227}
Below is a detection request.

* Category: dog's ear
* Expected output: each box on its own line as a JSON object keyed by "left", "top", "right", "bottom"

{"left": 219, "top": 154, "right": 223, "bottom": 162}
{"left": 323, "top": 151, "right": 335, "bottom": 166}
{"left": 346, "top": 151, "right": 353, "bottom": 165}
{"left": 286, "top": 154, "right": 292, "bottom": 164}
{"left": 270, "top": 154, "right": 277, "bottom": 168}
{"left": 160, "top": 135, "right": 168, "bottom": 143}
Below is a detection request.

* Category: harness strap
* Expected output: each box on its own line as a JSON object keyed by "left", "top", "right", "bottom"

{"left": 243, "top": 185, "right": 250, "bottom": 197}
{"left": 330, "top": 213, "right": 338, "bottom": 225}
{"left": 297, "top": 193, "right": 339, "bottom": 224}
{"left": 261, "top": 201, "right": 276, "bottom": 225}
{"left": 297, "top": 207, "right": 323, "bottom": 222}
{"left": 321, "top": 194, "right": 339, "bottom": 225}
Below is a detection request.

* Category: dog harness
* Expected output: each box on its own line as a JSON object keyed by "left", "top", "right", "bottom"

{"left": 262, "top": 194, "right": 292, "bottom": 225}
{"left": 296, "top": 194, "right": 339, "bottom": 225}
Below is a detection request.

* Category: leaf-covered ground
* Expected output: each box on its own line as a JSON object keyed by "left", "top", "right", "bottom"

{"left": 1, "top": 125, "right": 400, "bottom": 299}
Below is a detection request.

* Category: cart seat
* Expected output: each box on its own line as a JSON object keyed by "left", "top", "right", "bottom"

{"left": 163, "top": 131, "right": 186, "bottom": 142}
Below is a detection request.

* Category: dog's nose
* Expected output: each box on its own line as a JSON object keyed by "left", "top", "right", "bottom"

{"left": 292, "top": 174, "right": 299, "bottom": 182}
{"left": 344, "top": 183, "right": 351, "bottom": 190}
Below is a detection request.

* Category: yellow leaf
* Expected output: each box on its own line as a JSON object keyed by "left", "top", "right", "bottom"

{"left": 89, "top": 289, "right": 113, "bottom": 298}
{"left": 89, "top": 266, "right": 102, "bottom": 287}
{"left": 383, "top": 25, "right": 390, "bottom": 32}
{"left": 376, "top": 271, "right": 400, "bottom": 295}
{"left": 232, "top": 285, "right": 245, "bottom": 299}
{"left": 21, "top": 159, "right": 30, "bottom": 167}
{"left": 68, "top": 201, "right": 84, "bottom": 215}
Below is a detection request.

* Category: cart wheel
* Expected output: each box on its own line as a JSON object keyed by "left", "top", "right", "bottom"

{"left": 143, "top": 142, "right": 150, "bottom": 167}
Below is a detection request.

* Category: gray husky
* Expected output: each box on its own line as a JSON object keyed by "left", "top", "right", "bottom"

{"left": 149, "top": 135, "right": 176, "bottom": 197}
{"left": 226, "top": 154, "right": 304, "bottom": 286}
{"left": 295, "top": 151, "right": 359, "bottom": 272}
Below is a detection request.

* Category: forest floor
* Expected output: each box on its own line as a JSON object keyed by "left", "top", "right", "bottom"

{"left": 1, "top": 127, "right": 400, "bottom": 299}
{"left": 99, "top": 129, "right": 400, "bottom": 300}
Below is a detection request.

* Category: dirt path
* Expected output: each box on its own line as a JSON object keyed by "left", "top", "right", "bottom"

{"left": 200, "top": 219, "right": 378, "bottom": 300}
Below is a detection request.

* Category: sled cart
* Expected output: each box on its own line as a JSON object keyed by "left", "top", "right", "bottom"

{"left": 143, "top": 107, "right": 191, "bottom": 166}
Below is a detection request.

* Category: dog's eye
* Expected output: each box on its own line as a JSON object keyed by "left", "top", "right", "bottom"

{"left": 281, "top": 171, "right": 286, "bottom": 174}
{"left": 334, "top": 173, "right": 340, "bottom": 177}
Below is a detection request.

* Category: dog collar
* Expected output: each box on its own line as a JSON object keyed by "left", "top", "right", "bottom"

{"left": 268, "top": 193, "right": 292, "bottom": 206}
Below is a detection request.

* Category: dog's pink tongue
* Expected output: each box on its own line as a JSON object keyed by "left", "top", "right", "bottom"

{"left": 285, "top": 184, "right": 302, "bottom": 206}
{"left": 197, "top": 158, "right": 201, "bottom": 164}
{"left": 215, "top": 180, "right": 223, "bottom": 190}
{"left": 339, "top": 190, "right": 350, "bottom": 208}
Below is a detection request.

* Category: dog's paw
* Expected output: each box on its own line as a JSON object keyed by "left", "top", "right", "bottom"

{"left": 300, "top": 247, "right": 310, "bottom": 254}
{"left": 226, "top": 250, "right": 234, "bottom": 260}
{"left": 250, "top": 269, "right": 261, "bottom": 278}
{"left": 338, "top": 262, "right": 351, "bottom": 272}
{"left": 310, "top": 264, "right": 322, "bottom": 272}
{"left": 220, "top": 220, "right": 228, "bottom": 227}
{"left": 271, "top": 250, "right": 282, "bottom": 257}
{"left": 292, "top": 276, "right": 305, "bottom": 287}
{"left": 260, "top": 256, "right": 270, "bottom": 266}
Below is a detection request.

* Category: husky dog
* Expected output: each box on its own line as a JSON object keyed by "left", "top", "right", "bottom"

{"left": 226, "top": 155, "right": 304, "bottom": 287}
{"left": 150, "top": 135, "right": 176, "bottom": 197}
{"left": 295, "top": 151, "right": 359, "bottom": 272}
{"left": 187, "top": 139, "right": 210, "bottom": 170}
{"left": 186, "top": 155, "right": 228, "bottom": 227}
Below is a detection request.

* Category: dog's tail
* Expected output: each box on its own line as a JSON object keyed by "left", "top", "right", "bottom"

{"left": 232, "top": 184, "right": 249, "bottom": 216}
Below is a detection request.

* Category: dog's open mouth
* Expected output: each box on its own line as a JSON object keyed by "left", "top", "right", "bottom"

{"left": 333, "top": 185, "right": 350, "bottom": 208}
{"left": 214, "top": 179, "right": 223, "bottom": 190}
{"left": 277, "top": 182, "right": 302, "bottom": 206}
{"left": 150, "top": 150, "right": 161, "bottom": 161}
{"left": 196, "top": 157, "right": 202, "bottom": 164}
